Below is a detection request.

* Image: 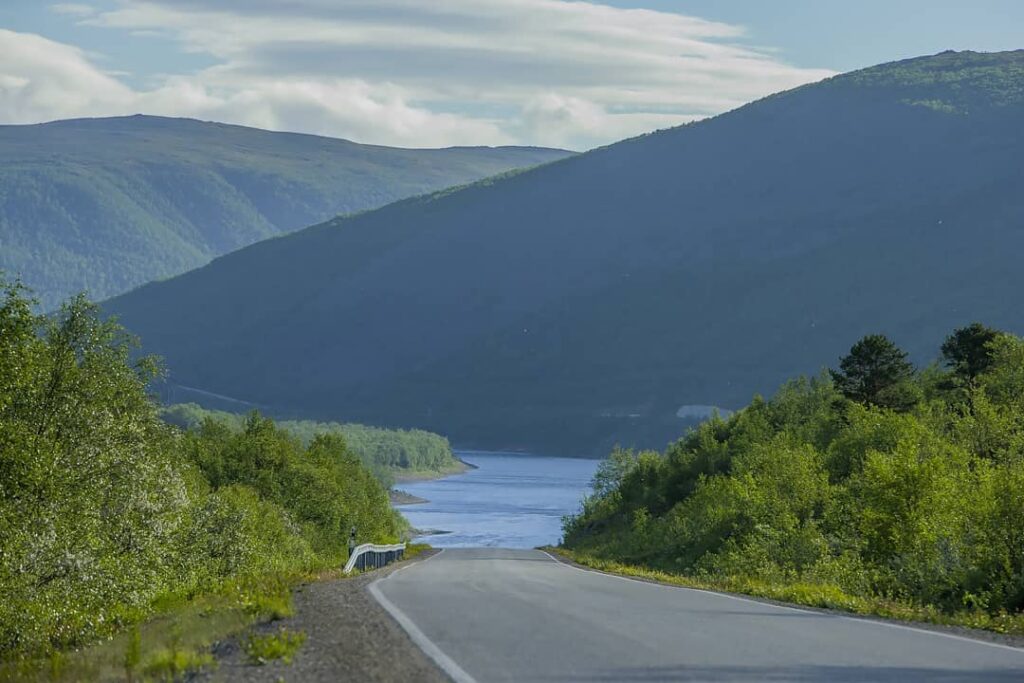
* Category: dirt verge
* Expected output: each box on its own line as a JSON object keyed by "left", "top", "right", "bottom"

{"left": 195, "top": 551, "right": 450, "bottom": 682}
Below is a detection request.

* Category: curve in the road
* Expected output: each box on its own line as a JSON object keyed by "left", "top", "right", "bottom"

{"left": 370, "top": 548, "right": 1024, "bottom": 683}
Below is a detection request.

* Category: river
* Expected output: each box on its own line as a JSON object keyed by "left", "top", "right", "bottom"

{"left": 394, "top": 451, "right": 600, "bottom": 548}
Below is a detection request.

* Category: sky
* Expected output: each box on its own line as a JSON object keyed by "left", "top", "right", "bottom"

{"left": 0, "top": 1, "right": 1020, "bottom": 150}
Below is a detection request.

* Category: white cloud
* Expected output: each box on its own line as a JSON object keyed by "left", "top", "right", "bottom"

{"left": 518, "top": 93, "right": 690, "bottom": 148}
{"left": 50, "top": 3, "right": 96, "bottom": 17}
{"left": 0, "top": 29, "right": 133, "bottom": 123}
{"left": 137, "top": 75, "right": 511, "bottom": 147}
{"left": 0, "top": 29, "right": 506, "bottom": 147}
{"left": 4, "top": 1, "right": 836, "bottom": 149}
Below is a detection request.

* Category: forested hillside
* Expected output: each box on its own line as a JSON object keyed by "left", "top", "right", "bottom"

{"left": 105, "top": 50, "right": 1024, "bottom": 455}
{"left": 0, "top": 280, "right": 403, "bottom": 660}
{"left": 563, "top": 324, "right": 1024, "bottom": 633}
{"left": 162, "top": 403, "right": 460, "bottom": 486}
{"left": 0, "top": 115, "right": 571, "bottom": 308}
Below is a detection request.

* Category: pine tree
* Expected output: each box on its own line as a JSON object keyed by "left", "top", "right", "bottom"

{"left": 830, "top": 334, "right": 916, "bottom": 411}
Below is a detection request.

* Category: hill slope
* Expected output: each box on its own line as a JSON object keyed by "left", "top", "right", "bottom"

{"left": 0, "top": 115, "right": 571, "bottom": 307}
{"left": 106, "top": 51, "right": 1024, "bottom": 455}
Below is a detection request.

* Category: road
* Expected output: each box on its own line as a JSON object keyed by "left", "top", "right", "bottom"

{"left": 370, "top": 548, "right": 1024, "bottom": 683}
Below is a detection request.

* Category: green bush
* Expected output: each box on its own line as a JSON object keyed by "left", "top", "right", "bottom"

{"left": 565, "top": 326, "right": 1024, "bottom": 621}
{"left": 0, "top": 280, "right": 402, "bottom": 660}
{"left": 162, "top": 403, "right": 458, "bottom": 487}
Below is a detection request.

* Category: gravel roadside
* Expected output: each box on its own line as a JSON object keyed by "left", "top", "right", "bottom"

{"left": 195, "top": 551, "right": 450, "bottom": 683}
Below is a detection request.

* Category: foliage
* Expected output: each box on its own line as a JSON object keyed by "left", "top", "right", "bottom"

{"left": 1, "top": 571, "right": 298, "bottom": 682}
{"left": 183, "top": 415, "right": 403, "bottom": 559}
{"left": 0, "top": 280, "right": 402, "bottom": 660}
{"left": 830, "top": 334, "right": 917, "bottom": 411}
{"left": 564, "top": 325, "right": 1024, "bottom": 630}
{"left": 839, "top": 49, "right": 1024, "bottom": 110}
{"left": 244, "top": 627, "right": 307, "bottom": 665}
{"left": 142, "top": 646, "right": 214, "bottom": 681}
{"left": 162, "top": 403, "right": 458, "bottom": 487}
{"left": 941, "top": 322, "right": 1002, "bottom": 385}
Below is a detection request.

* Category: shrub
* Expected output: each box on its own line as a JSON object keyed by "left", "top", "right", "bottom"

{"left": 0, "top": 281, "right": 403, "bottom": 660}
{"left": 244, "top": 627, "right": 307, "bottom": 665}
{"left": 564, "top": 325, "right": 1024, "bottom": 624}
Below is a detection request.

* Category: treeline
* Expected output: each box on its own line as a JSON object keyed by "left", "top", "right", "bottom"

{"left": 565, "top": 324, "right": 1024, "bottom": 626}
{"left": 0, "top": 281, "right": 403, "bottom": 658}
{"left": 163, "top": 404, "right": 458, "bottom": 487}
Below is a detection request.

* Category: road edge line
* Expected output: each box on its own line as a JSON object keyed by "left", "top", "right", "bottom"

{"left": 368, "top": 549, "right": 479, "bottom": 683}
{"left": 539, "top": 550, "right": 1024, "bottom": 655}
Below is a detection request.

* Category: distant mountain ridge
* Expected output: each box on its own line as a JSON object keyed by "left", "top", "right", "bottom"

{"left": 0, "top": 115, "right": 572, "bottom": 307}
{"left": 106, "top": 50, "right": 1024, "bottom": 455}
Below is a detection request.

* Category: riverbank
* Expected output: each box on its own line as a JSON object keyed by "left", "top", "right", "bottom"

{"left": 410, "top": 528, "right": 452, "bottom": 538}
{"left": 392, "top": 456, "right": 475, "bottom": 484}
{"left": 389, "top": 489, "right": 429, "bottom": 505}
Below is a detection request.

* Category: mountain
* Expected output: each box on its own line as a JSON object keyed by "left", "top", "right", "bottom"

{"left": 106, "top": 51, "right": 1024, "bottom": 456}
{"left": 0, "top": 115, "right": 572, "bottom": 307}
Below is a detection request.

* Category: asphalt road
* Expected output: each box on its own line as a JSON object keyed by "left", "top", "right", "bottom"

{"left": 369, "top": 548, "right": 1024, "bottom": 683}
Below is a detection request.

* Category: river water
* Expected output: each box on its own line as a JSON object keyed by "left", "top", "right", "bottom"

{"left": 394, "top": 451, "right": 599, "bottom": 548}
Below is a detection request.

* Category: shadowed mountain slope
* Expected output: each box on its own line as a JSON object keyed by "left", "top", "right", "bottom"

{"left": 107, "top": 51, "right": 1024, "bottom": 455}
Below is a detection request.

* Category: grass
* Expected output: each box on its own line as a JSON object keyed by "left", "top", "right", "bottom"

{"left": 1, "top": 544, "right": 426, "bottom": 681}
{"left": 313, "top": 541, "right": 429, "bottom": 579}
{"left": 244, "top": 627, "right": 307, "bottom": 665}
{"left": 404, "top": 542, "right": 431, "bottom": 560}
{"left": 0, "top": 593, "right": 246, "bottom": 682}
{"left": 141, "top": 647, "right": 215, "bottom": 681}
{"left": 547, "top": 547, "right": 1024, "bottom": 637}
{"left": 0, "top": 573, "right": 295, "bottom": 682}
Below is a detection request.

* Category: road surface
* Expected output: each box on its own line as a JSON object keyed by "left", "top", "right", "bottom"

{"left": 370, "top": 548, "right": 1024, "bottom": 683}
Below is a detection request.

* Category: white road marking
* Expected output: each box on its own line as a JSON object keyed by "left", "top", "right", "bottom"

{"left": 368, "top": 549, "right": 479, "bottom": 683}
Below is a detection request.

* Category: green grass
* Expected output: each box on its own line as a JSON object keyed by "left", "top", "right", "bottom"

{"left": 547, "top": 547, "right": 1024, "bottom": 637}
{"left": 0, "top": 573, "right": 296, "bottom": 682}
{"left": 234, "top": 574, "right": 297, "bottom": 621}
{"left": 403, "top": 543, "right": 431, "bottom": 561}
{"left": 142, "top": 647, "right": 215, "bottom": 681}
{"left": 0, "top": 545, "right": 422, "bottom": 682}
{"left": 0, "top": 543, "right": 427, "bottom": 680}
{"left": 244, "top": 628, "right": 307, "bottom": 665}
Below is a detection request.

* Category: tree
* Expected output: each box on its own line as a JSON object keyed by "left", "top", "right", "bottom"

{"left": 590, "top": 446, "right": 641, "bottom": 499}
{"left": 0, "top": 279, "right": 403, "bottom": 658}
{"left": 941, "top": 322, "right": 1002, "bottom": 384}
{"left": 830, "top": 334, "right": 917, "bottom": 411}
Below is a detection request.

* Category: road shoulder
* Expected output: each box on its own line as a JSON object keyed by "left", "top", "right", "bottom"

{"left": 543, "top": 548, "right": 1024, "bottom": 651}
{"left": 196, "top": 551, "right": 450, "bottom": 683}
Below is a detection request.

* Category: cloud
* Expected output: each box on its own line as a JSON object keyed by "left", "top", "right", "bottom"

{"left": 138, "top": 75, "right": 511, "bottom": 147}
{"left": 0, "top": 29, "right": 133, "bottom": 123}
{"left": 0, "top": 29, "right": 507, "bottom": 147}
{"left": 49, "top": 3, "right": 96, "bottom": 17}
{"left": 5, "top": 1, "right": 836, "bottom": 148}
{"left": 518, "top": 93, "right": 690, "bottom": 148}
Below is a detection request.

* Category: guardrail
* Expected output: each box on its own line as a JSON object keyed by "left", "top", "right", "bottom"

{"left": 344, "top": 542, "right": 406, "bottom": 574}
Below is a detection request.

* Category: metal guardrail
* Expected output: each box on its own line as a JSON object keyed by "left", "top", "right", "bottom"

{"left": 344, "top": 542, "right": 406, "bottom": 574}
